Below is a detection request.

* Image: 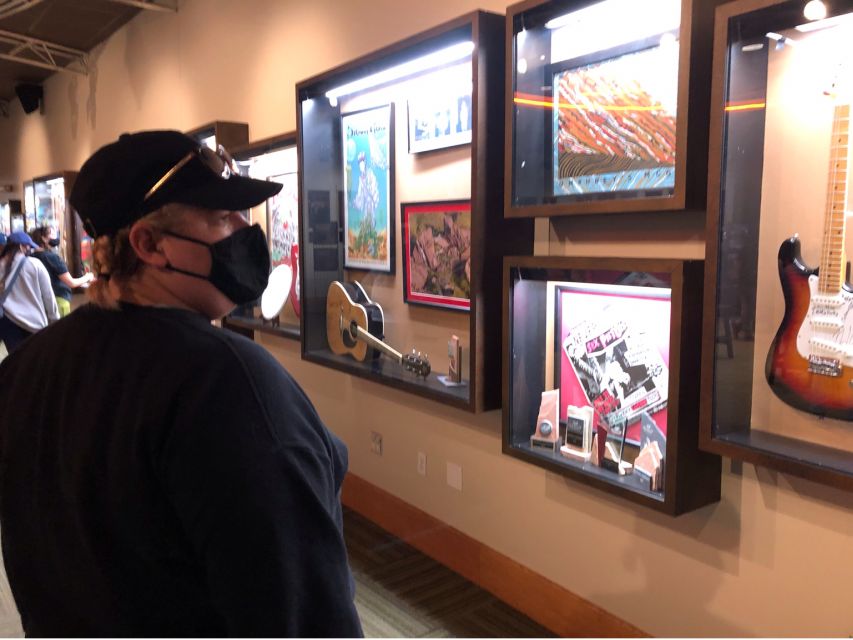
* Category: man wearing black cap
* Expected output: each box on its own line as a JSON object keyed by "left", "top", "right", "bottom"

{"left": 0, "top": 131, "right": 363, "bottom": 637}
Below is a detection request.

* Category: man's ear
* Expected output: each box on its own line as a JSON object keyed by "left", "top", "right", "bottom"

{"left": 128, "top": 222, "right": 168, "bottom": 268}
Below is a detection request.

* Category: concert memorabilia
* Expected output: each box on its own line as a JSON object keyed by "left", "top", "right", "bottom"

{"left": 448, "top": 335, "right": 462, "bottom": 383}
{"left": 341, "top": 104, "right": 395, "bottom": 273}
{"left": 551, "top": 40, "right": 678, "bottom": 198}
{"left": 532, "top": 389, "right": 561, "bottom": 451}
{"left": 401, "top": 200, "right": 471, "bottom": 311}
{"left": 557, "top": 282, "right": 670, "bottom": 436}
{"left": 407, "top": 63, "right": 472, "bottom": 154}
{"left": 700, "top": 0, "right": 853, "bottom": 490}
{"left": 326, "top": 280, "right": 430, "bottom": 377}
{"left": 560, "top": 404, "right": 594, "bottom": 461}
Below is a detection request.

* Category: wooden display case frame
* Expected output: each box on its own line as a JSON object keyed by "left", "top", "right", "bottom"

{"left": 503, "top": 255, "right": 721, "bottom": 514}
{"left": 27, "top": 171, "right": 85, "bottom": 276}
{"left": 223, "top": 131, "right": 301, "bottom": 342}
{"left": 296, "top": 11, "right": 534, "bottom": 413}
{"left": 185, "top": 121, "right": 249, "bottom": 151}
{"left": 503, "top": 0, "right": 722, "bottom": 218}
{"left": 699, "top": 0, "right": 853, "bottom": 491}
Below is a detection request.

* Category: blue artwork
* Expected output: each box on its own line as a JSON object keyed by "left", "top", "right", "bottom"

{"left": 342, "top": 104, "right": 394, "bottom": 272}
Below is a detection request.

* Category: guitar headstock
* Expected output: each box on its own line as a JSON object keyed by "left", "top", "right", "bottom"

{"left": 403, "top": 350, "right": 431, "bottom": 378}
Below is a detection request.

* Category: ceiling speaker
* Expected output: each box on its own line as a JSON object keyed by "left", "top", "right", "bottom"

{"left": 15, "top": 83, "right": 43, "bottom": 114}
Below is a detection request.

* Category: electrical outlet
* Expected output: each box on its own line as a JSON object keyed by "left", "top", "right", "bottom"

{"left": 446, "top": 461, "right": 462, "bottom": 491}
{"left": 417, "top": 451, "right": 427, "bottom": 476}
{"left": 370, "top": 431, "right": 383, "bottom": 456}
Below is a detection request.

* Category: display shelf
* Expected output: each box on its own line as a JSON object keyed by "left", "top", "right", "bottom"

{"left": 222, "top": 132, "right": 301, "bottom": 342}
{"left": 297, "top": 11, "right": 534, "bottom": 412}
{"left": 504, "top": 255, "right": 720, "bottom": 514}
{"left": 504, "top": 0, "right": 723, "bottom": 217}
{"left": 700, "top": 0, "right": 853, "bottom": 490}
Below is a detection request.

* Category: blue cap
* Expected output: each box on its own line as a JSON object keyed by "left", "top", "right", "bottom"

{"left": 7, "top": 231, "right": 38, "bottom": 249}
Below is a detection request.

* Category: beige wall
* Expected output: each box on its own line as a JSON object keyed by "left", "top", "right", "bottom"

{"left": 2, "top": 0, "right": 852, "bottom": 636}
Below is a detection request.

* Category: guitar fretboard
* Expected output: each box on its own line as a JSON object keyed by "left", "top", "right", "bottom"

{"left": 819, "top": 105, "right": 850, "bottom": 295}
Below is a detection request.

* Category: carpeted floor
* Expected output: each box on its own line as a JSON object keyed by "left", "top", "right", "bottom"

{"left": 345, "top": 508, "right": 555, "bottom": 638}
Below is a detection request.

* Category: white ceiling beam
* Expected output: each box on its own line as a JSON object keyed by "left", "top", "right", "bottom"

{"left": 0, "top": 0, "right": 44, "bottom": 20}
{"left": 102, "top": 0, "right": 177, "bottom": 11}
{"left": 0, "top": 28, "right": 87, "bottom": 74}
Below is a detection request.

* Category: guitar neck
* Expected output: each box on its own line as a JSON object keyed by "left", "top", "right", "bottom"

{"left": 353, "top": 324, "right": 403, "bottom": 363}
{"left": 819, "top": 104, "right": 850, "bottom": 295}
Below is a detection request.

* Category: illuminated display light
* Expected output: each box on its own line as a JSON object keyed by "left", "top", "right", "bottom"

{"left": 324, "top": 41, "right": 474, "bottom": 101}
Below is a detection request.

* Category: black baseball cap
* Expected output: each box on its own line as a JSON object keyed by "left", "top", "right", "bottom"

{"left": 69, "top": 130, "right": 282, "bottom": 238}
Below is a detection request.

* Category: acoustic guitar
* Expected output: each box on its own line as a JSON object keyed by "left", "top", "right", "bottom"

{"left": 326, "top": 280, "right": 431, "bottom": 377}
{"left": 765, "top": 96, "right": 853, "bottom": 420}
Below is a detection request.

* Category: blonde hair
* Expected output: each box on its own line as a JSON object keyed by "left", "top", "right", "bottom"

{"left": 87, "top": 204, "right": 182, "bottom": 309}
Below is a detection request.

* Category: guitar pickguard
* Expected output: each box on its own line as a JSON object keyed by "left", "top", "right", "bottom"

{"left": 795, "top": 275, "right": 853, "bottom": 371}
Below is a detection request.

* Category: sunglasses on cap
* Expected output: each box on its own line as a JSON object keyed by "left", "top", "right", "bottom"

{"left": 143, "top": 144, "right": 239, "bottom": 203}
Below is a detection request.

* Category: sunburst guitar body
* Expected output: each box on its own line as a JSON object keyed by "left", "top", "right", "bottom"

{"left": 765, "top": 237, "right": 853, "bottom": 420}
{"left": 765, "top": 101, "right": 853, "bottom": 420}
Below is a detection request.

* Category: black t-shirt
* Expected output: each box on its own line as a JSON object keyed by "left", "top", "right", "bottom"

{"left": 0, "top": 303, "right": 363, "bottom": 637}
{"left": 32, "top": 249, "right": 72, "bottom": 300}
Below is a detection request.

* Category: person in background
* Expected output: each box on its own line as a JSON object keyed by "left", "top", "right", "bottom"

{"left": 0, "top": 230, "right": 59, "bottom": 353}
{"left": 0, "top": 232, "right": 6, "bottom": 249}
{"left": 0, "top": 131, "right": 363, "bottom": 637}
{"left": 30, "top": 226, "right": 94, "bottom": 317}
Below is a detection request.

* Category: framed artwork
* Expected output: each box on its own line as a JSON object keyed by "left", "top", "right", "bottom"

{"left": 555, "top": 281, "right": 671, "bottom": 445}
{"left": 407, "top": 84, "right": 472, "bottom": 153}
{"left": 401, "top": 200, "right": 471, "bottom": 311}
{"left": 551, "top": 37, "right": 679, "bottom": 198}
{"left": 266, "top": 172, "right": 299, "bottom": 268}
{"left": 342, "top": 104, "right": 394, "bottom": 273}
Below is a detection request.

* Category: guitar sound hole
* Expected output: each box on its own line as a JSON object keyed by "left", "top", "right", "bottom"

{"left": 343, "top": 322, "right": 358, "bottom": 349}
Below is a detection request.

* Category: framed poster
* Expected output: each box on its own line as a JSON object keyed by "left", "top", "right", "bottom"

{"left": 401, "top": 200, "right": 471, "bottom": 311}
{"left": 342, "top": 104, "right": 394, "bottom": 273}
{"left": 266, "top": 172, "right": 298, "bottom": 268}
{"left": 551, "top": 37, "right": 679, "bottom": 198}
{"left": 555, "top": 281, "right": 671, "bottom": 444}
{"left": 407, "top": 79, "right": 472, "bottom": 153}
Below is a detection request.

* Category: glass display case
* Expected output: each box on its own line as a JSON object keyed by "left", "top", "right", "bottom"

{"left": 186, "top": 121, "right": 249, "bottom": 152}
{"left": 701, "top": 0, "right": 853, "bottom": 490}
{"left": 504, "top": 0, "right": 722, "bottom": 217}
{"left": 222, "top": 132, "right": 301, "bottom": 340}
{"left": 505, "top": 256, "right": 720, "bottom": 514}
{"left": 297, "top": 11, "right": 533, "bottom": 412}
{"left": 23, "top": 180, "right": 34, "bottom": 231}
{"left": 27, "top": 172, "right": 85, "bottom": 276}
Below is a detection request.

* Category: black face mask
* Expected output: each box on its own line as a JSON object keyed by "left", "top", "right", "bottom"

{"left": 160, "top": 224, "right": 271, "bottom": 305}
{"left": 48, "top": 238, "right": 60, "bottom": 248}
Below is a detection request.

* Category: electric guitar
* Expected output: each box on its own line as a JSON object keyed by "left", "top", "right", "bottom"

{"left": 326, "top": 280, "right": 431, "bottom": 377}
{"left": 765, "top": 98, "right": 853, "bottom": 420}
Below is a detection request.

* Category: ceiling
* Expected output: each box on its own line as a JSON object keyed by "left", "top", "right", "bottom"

{"left": 0, "top": 0, "right": 176, "bottom": 106}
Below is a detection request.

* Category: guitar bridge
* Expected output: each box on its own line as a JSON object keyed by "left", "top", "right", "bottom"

{"left": 808, "top": 354, "right": 842, "bottom": 377}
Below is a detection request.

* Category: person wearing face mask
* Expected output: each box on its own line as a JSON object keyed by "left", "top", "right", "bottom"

{"left": 30, "top": 226, "right": 95, "bottom": 317}
{"left": 0, "top": 230, "right": 59, "bottom": 353}
{"left": 0, "top": 131, "right": 363, "bottom": 637}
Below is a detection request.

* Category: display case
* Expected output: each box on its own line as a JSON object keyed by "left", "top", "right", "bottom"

{"left": 7, "top": 199, "right": 24, "bottom": 233}
{"left": 0, "top": 199, "right": 21, "bottom": 236}
{"left": 701, "top": 0, "right": 853, "bottom": 490}
{"left": 297, "top": 11, "right": 533, "bottom": 412}
{"left": 23, "top": 180, "right": 34, "bottom": 231}
{"left": 186, "top": 121, "right": 249, "bottom": 152}
{"left": 504, "top": 0, "right": 723, "bottom": 217}
{"left": 504, "top": 256, "right": 720, "bottom": 514}
{"left": 27, "top": 172, "right": 87, "bottom": 276}
{"left": 222, "top": 132, "right": 301, "bottom": 341}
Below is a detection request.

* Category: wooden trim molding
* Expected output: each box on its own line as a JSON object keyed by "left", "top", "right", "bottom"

{"left": 342, "top": 473, "right": 646, "bottom": 638}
